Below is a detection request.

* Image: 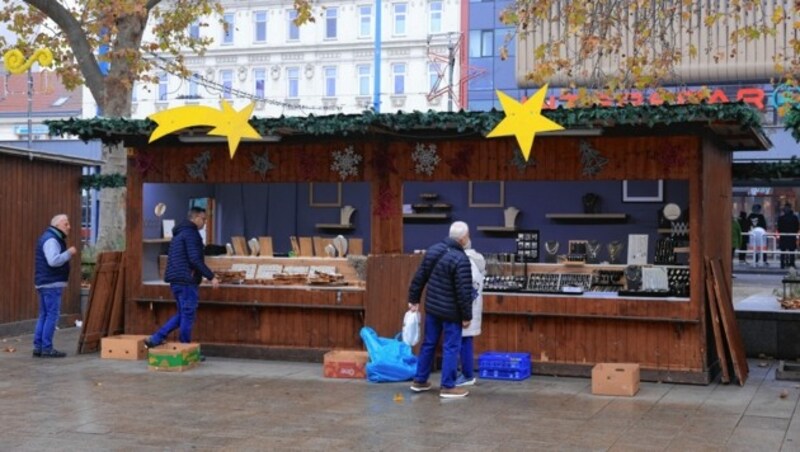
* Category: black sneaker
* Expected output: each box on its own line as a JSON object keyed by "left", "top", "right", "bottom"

{"left": 32, "top": 349, "right": 41, "bottom": 357}
{"left": 199, "top": 354, "right": 207, "bottom": 362}
{"left": 143, "top": 338, "right": 160, "bottom": 349}
{"left": 40, "top": 349, "right": 66, "bottom": 358}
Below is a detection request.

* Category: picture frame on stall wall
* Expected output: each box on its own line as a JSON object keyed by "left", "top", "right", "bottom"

{"left": 162, "top": 219, "right": 175, "bottom": 239}
{"left": 468, "top": 181, "right": 505, "bottom": 207}
{"left": 309, "top": 182, "right": 342, "bottom": 207}
{"left": 622, "top": 180, "right": 663, "bottom": 202}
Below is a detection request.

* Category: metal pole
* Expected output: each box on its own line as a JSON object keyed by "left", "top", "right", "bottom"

{"left": 447, "top": 33, "right": 456, "bottom": 112}
{"left": 27, "top": 68, "right": 33, "bottom": 149}
{"left": 373, "top": 0, "right": 382, "bottom": 112}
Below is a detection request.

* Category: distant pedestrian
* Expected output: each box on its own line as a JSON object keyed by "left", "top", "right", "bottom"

{"left": 456, "top": 244, "right": 486, "bottom": 387}
{"left": 748, "top": 205, "right": 768, "bottom": 265}
{"left": 145, "top": 207, "right": 219, "bottom": 350}
{"left": 732, "top": 216, "right": 742, "bottom": 260}
{"left": 777, "top": 204, "right": 799, "bottom": 269}
{"left": 737, "top": 211, "right": 750, "bottom": 263}
{"left": 33, "top": 214, "right": 78, "bottom": 358}
{"left": 408, "top": 221, "right": 474, "bottom": 398}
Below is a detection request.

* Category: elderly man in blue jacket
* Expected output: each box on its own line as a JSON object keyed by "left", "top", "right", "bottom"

{"left": 408, "top": 221, "right": 474, "bottom": 398}
{"left": 145, "top": 207, "right": 219, "bottom": 350}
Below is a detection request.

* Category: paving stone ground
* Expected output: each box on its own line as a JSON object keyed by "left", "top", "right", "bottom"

{"left": 2, "top": 272, "right": 798, "bottom": 451}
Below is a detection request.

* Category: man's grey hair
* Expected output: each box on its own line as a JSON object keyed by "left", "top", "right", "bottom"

{"left": 50, "top": 214, "right": 68, "bottom": 227}
{"left": 449, "top": 221, "right": 469, "bottom": 240}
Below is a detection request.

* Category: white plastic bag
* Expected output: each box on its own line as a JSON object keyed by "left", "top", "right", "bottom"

{"left": 402, "top": 310, "right": 420, "bottom": 346}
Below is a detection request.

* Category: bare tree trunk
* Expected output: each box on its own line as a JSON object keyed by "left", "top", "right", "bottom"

{"left": 95, "top": 143, "right": 127, "bottom": 251}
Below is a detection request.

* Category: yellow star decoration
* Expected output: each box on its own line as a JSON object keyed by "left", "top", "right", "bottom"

{"left": 148, "top": 100, "right": 261, "bottom": 159}
{"left": 486, "top": 85, "right": 564, "bottom": 161}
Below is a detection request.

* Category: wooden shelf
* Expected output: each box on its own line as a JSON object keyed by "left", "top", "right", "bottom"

{"left": 403, "top": 213, "right": 450, "bottom": 222}
{"left": 545, "top": 213, "right": 628, "bottom": 223}
{"left": 674, "top": 247, "right": 690, "bottom": 253}
{"left": 143, "top": 238, "right": 171, "bottom": 244}
{"left": 315, "top": 223, "right": 355, "bottom": 230}
{"left": 657, "top": 228, "right": 690, "bottom": 234}
{"left": 477, "top": 226, "right": 518, "bottom": 233}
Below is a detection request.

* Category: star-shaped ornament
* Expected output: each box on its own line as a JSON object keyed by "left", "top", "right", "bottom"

{"left": 487, "top": 85, "right": 564, "bottom": 161}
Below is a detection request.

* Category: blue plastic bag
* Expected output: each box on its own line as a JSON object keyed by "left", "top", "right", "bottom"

{"left": 359, "top": 326, "right": 418, "bottom": 382}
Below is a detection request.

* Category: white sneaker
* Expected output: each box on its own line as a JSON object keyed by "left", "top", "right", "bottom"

{"left": 455, "top": 375, "right": 477, "bottom": 387}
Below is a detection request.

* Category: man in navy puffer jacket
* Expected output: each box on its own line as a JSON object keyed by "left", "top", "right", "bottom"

{"left": 408, "top": 221, "right": 474, "bottom": 398}
{"left": 145, "top": 207, "right": 219, "bottom": 349}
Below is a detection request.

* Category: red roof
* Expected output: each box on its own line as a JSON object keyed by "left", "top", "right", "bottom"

{"left": 0, "top": 71, "right": 83, "bottom": 115}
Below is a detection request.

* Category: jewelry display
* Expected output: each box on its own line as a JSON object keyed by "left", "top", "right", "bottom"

{"left": 582, "top": 193, "right": 600, "bottom": 214}
{"left": 590, "top": 270, "right": 624, "bottom": 292}
{"left": 515, "top": 231, "right": 539, "bottom": 262}
{"left": 483, "top": 275, "right": 527, "bottom": 292}
{"left": 668, "top": 267, "right": 690, "bottom": 297}
{"left": 567, "top": 240, "right": 588, "bottom": 264}
{"left": 624, "top": 265, "right": 643, "bottom": 291}
{"left": 607, "top": 240, "right": 623, "bottom": 265}
{"left": 586, "top": 240, "right": 602, "bottom": 264}
{"left": 559, "top": 273, "right": 592, "bottom": 292}
{"left": 544, "top": 240, "right": 560, "bottom": 263}
{"left": 654, "top": 237, "right": 676, "bottom": 264}
{"left": 526, "top": 273, "right": 561, "bottom": 293}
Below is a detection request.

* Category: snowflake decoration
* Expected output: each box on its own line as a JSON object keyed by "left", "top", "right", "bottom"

{"left": 510, "top": 148, "right": 536, "bottom": 173}
{"left": 330, "top": 146, "right": 362, "bottom": 180}
{"left": 579, "top": 140, "right": 608, "bottom": 177}
{"left": 250, "top": 150, "right": 275, "bottom": 179}
{"left": 186, "top": 150, "right": 212, "bottom": 181}
{"left": 412, "top": 143, "right": 440, "bottom": 176}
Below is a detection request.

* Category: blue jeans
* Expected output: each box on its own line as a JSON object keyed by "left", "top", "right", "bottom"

{"left": 33, "top": 287, "right": 62, "bottom": 352}
{"left": 460, "top": 336, "right": 474, "bottom": 379}
{"left": 414, "top": 313, "right": 462, "bottom": 389}
{"left": 151, "top": 284, "right": 199, "bottom": 344}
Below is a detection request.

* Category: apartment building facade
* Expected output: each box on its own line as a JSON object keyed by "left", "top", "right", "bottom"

{"left": 133, "top": 0, "right": 464, "bottom": 118}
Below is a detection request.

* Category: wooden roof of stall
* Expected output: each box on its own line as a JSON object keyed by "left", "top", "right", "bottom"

{"left": 46, "top": 102, "right": 771, "bottom": 151}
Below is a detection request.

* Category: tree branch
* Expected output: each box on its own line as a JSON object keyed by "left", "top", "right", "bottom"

{"left": 146, "top": 0, "right": 162, "bottom": 12}
{"left": 22, "top": 0, "right": 106, "bottom": 109}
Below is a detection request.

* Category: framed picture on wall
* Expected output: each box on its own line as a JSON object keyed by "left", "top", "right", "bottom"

{"left": 622, "top": 180, "right": 663, "bottom": 203}
{"left": 309, "top": 182, "right": 342, "bottom": 207}
{"left": 469, "top": 181, "right": 505, "bottom": 207}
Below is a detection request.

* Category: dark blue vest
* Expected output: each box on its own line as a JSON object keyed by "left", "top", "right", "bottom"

{"left": 35, "top": 227, "right": 70, "bottom": 286}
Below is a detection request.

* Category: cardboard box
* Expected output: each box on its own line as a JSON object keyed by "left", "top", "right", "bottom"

{"left": 148, "top": 342, "right": 201, "bottom": 372}
{"left": 323, "top": 350, "right": 368, "bottom": 379}
{"left": 592, "top": 363, "right": 640, "bottom": 396}
{"left": 100, "top": 335, "right": 149, "bottom": 360}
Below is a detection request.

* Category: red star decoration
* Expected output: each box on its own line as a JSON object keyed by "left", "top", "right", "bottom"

{"left": 447, "top": 148, "right": 472, "bottom": 178}
{"left": 132, "top": 153, "right": 159, "bottom": 177}
{"left": 651, "top": 144, "right": 687, "bottom": 169}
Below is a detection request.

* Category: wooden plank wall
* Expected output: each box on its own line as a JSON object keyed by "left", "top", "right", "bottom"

{"left": 364, "top": 254, "right": 423, "bottom": 337}
{"left": 0, "top": 154, "right": 82, "bottom": 326}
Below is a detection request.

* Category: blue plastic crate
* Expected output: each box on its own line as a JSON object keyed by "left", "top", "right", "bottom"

{"left": 478, "top": 352, "right": 531, "bottom": 381}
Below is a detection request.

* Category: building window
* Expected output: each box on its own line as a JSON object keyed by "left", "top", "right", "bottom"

{"left": 131, "top": 83, "right": 138, "bottom": 102}
{"left": 358, "top": 5, "right": 372, "bottom": 38}
{"left": 287, "top": 10, "right": 299, "bottom": 41}
{"left": 254, "top": 68, "right": 266, "bottom": 98}
{"left": 325, "top": 7, "right": 337, "bottom": 39}
{"left": 429, "top": 1, "right": 442, "bottom": 34}
{"left": 158, "top": 72, "right": 168, "bottom": 101}
{"left": 357, "top": 64, "right": 371, "bottom": 96}
{"left": 188, "top": 73, "right": 200, "bottom": 98}
{"left": 393, "top": 3, "right": 407, "bottom": 36}
{"left": 428, "top": 63, "right": 441, "bottom": 91}
{"left": 287, "top": 67, "right": 299, "bottom": 98}
{"left": 254, "top": 11, "right": 267, "bottom": 43}
{"left": 392, "top": 63, "right": 405, "bottom": 94}
{"left": 323, "top": 66, "right": 336, "bottom": 97}
{"left": 469, "top": 30, "right": 494, "bottom": 57}
{"left": 223, "top": 12, "right": 235, "bottom": 45}
{"left": 189, "top": 21, "right": 200, "bottom": 40}
{"left": 221, "top": 69, "right": 233, "bottom": 98}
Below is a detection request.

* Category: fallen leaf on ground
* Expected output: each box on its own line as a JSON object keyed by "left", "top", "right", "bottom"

{"left": 393, "top": 393, "right": 404, "bottom": 403}
{"left": 3, "top": 347, "right": 16, "bottom": 353}
{"left": 780, "top": 389, "right": 789, "bottom": 399}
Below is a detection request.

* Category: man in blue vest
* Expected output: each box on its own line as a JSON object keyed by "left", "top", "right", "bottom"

{"left": 33, "top": 214, "right": 77, "bottom": 358}
{"left": 407, "top": 221, "right": 474, "bottom": 398}
{"left": 144, "top": 207, "right": 219, "bottom": 350}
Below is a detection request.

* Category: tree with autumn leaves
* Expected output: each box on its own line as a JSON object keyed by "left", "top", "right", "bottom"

{"left": 502, "top": 0, "right": 800, "bottom": 110}
{"left": 0, "top": 0, "right": 313, "bottom": 250}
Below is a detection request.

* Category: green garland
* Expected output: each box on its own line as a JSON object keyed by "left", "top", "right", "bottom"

{"left": 45, "top": 102, "right": 764, "bottom": 142}
{"left": 733, "top": 157, "right": 800, "bottom": 181}
{"left": 81, "top": 173, "right": 126, "bottom": 190}
{"left": 786, "top": 105, "right": 800, "bottom": 143}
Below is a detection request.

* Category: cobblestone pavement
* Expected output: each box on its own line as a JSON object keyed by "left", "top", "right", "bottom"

{"left": 1, "top": 274, "right": 798, "bottom": 451}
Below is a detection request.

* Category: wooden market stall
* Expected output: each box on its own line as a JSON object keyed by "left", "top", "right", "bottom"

{"left": 49, "top": 103, "right": 769, "bottom": 383}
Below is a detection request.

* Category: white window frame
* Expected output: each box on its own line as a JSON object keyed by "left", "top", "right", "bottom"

{"left": 392, "top": 63, "right": 406, "bottom": 95}
{"left": 254, "top": 68, "right": 266, "bottom": 98}
{"left": 188, "top": 73, "right": 200, "bottom": 98}
{"left": 358, "top": 5, "right": 372, "bottom": 38}
{"left": 287, "top": 67, "right": 300, "bottom": 98}
{"left": 157, "top": 72, "right": 168, "bottom": 101}
{"left": 253, "top": 11, "right": 267, "bottom": 43}
{"left": 325, "top": 7, "right": 337, "bottom": 40}
{"left": 287, "top": 10, "right": 300, "bottom": 41}
{"left": 428, "top": 63, "right": 441, "bottom": 91}
{"left": 189, "top": 21, "right": 200, "bottom": 40}
{"left": 357, "top": 64, "right": 371, "bottom": 96}
{"left": 393, "top": 3, "right": 407, "bottom": 36}
{"left": 222, "top": 12, "right": 235, "bottom": 45}
{"left": 429, "top": 1, "right": 442, "bottom": 34}
{"left": 323, "top": 66, "right": 336, "bottom": 97}
{"left": 220, "top": 69, "right": 233, "bottom": 98}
